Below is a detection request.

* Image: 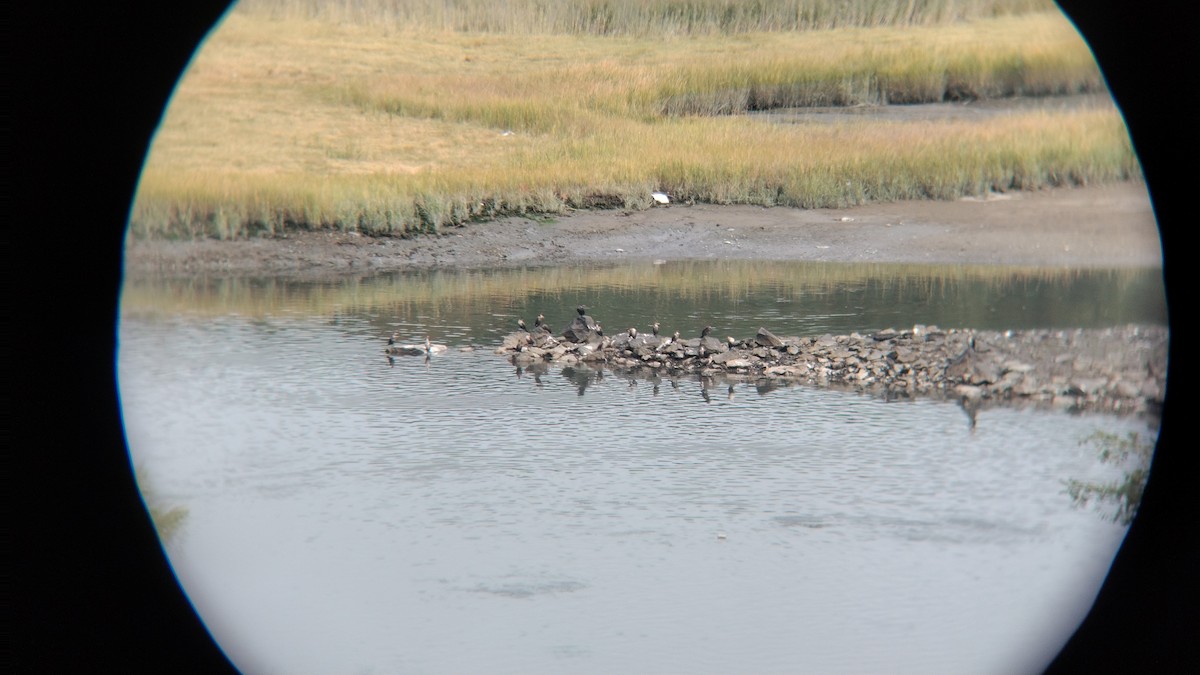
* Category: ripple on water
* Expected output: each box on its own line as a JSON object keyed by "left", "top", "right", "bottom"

{"left": 117, "top": 280, "right": 1156, "bottom": 674}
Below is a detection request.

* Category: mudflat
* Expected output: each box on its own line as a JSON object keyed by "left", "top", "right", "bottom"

{"left": 123, "top": 182, "right": 1162, "bottom": 277}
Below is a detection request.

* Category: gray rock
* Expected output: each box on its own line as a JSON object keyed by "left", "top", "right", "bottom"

{"left": 756, "top": 327, "right": 785, "bottom": 348}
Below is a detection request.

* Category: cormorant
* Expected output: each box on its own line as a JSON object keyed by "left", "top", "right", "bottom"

{"left": 944, "top": 335, "right": 977, "bottom": 383}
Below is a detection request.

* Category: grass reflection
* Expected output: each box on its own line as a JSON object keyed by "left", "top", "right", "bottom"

{"left": 120, "top": 260, "right": 1163, "bottom": 323}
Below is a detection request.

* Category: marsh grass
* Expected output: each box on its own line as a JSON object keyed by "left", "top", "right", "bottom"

{"left": 131, "top": 4, "right": 1133, "bottom": 239}
{"left": 238, "top": 0, "right": 1059, "bottom": 35}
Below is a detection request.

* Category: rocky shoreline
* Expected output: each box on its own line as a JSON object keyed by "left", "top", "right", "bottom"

{"left": 489, "top": 320, "right": 1168, "bottom": 419}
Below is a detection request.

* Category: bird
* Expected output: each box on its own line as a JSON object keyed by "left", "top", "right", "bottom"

{"left": 944, "top": 335, "right": 977, "bottom": 382}
{"left": 386, "top": 335, "right": 429, "bottom": 356}
{"left": 517, "top": 318, "right": 528, "bottom": 332}
{"left": 575, "top": 305, "right": 599, "bottom": 331}
{"left": 697, "top": 326, "right": 714, "bottom": 357}
{"left": 424, "top": 336, "right": 448, "bottom": 355}
{"left": 628, "top": 327, "right": 638, "bottom": 339}
{"left": 651, "top": 191, "right": 670, "bottom": 204}
{"left": 652, "top": 322, "right": 660, "bottom": 337}
{"left": 657, "top": 330, "right": 677, "bottom": 351}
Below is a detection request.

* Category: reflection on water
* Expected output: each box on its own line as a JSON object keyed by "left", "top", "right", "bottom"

{"left": 118, "top": 261, "right": 1164, "bottom": 674}
{"left": 753, "top": 93, "right": 1122, "bottom": 126}
{"left": 122, "top": 260, "right": 1166, "bottom": 342}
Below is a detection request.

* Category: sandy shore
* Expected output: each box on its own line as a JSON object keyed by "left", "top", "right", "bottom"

{"left": 123, "top": 182, "right": 1163, "bottom": 277}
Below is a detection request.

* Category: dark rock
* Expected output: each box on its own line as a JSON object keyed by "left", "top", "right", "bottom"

{"left": 756, "top": 327, "right": 785, "bottom": 348}
{"left": 700, "top": 336, "right": 726, "bottom": 353}
{"left": 494, "top": 323, "right": 1167, "bottom": 417}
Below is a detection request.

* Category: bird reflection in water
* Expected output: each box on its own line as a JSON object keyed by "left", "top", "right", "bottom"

{"left": 561, "top": 365, "right": 603, "bottom": 396}
{"left": 958, "top": 391, "right": 982, "bottom": 431}
{"left": 514, "top": 361, "right": 549, "bottom": 387}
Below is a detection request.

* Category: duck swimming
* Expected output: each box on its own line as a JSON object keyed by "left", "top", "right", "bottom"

{"left": 386, "top": 340, "right": 428, "bottom": 356}
{"left": 386, "top": 334, "right": 448, "bottom": 356}
{"left": 424, "top": 336, "right": 449, "bottom": 355}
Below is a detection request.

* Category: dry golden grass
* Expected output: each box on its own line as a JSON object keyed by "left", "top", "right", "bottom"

{"left": 237, "top": 0, "right": 1059, "bottom": 35}
{"left": 131, "top": 7, "right": 1134, "bottom": 239}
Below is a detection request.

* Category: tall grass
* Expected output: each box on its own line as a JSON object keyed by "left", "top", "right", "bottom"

{"left": 131, "top": 6, "right": 1135, "bottom": 239}
{"left": 133, "top": 106, "right": 1137, "bottom": 238}
{"left": 236, "top": 0, "right": 1058, "bottom": 35}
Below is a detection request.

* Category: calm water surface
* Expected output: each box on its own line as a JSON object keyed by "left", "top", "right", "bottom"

{"left": 118, "top": 261, "right": 1165, "bottom": 674}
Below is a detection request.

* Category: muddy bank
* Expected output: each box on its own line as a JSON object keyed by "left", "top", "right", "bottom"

{"left": 124, "top": 183, "right": 1162, "bottom": 277}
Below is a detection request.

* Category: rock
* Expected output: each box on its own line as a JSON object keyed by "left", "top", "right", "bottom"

{"left": 954, "top": 384, "right": 984, "bottom": 400}
{"left": 710, "top": 350, "right": 747, "bottom": 364}
{"left": 1114, "top": 379, "right": 1140, "bottom": 399}
{"left": 700, "top": 336, "right": 726, "bottom": 353}
{"left": 491, "top": 322, "right": 1167, "bottom": 416}
{"left": 1070, "top": 377, "right": 1109, "bottom": 395}
{"left": 512, "top": 352, "right": 538, "bottom": 366}
{"left": 756, "top": 327, "right": 785, "bottom": 348}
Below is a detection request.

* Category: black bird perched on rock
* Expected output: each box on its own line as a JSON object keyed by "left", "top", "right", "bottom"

{"left": 944, "top": 335, "right": 978, "bottom": 383}
{"left": 575, "top": 306, "right": 599, "bottom": 331}
{"left": 700, "top": 325, "right": 713, "bottom": 338}
{"left": 517, "top": 318, "right": 528, "bottom": 332}
{"left": 652, "top": 322, "right": 660, "bottom": 337}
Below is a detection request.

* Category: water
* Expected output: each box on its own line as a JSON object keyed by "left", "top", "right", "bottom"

{"left": 118, "top": 261, "right": 1165, "bottom": 674}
